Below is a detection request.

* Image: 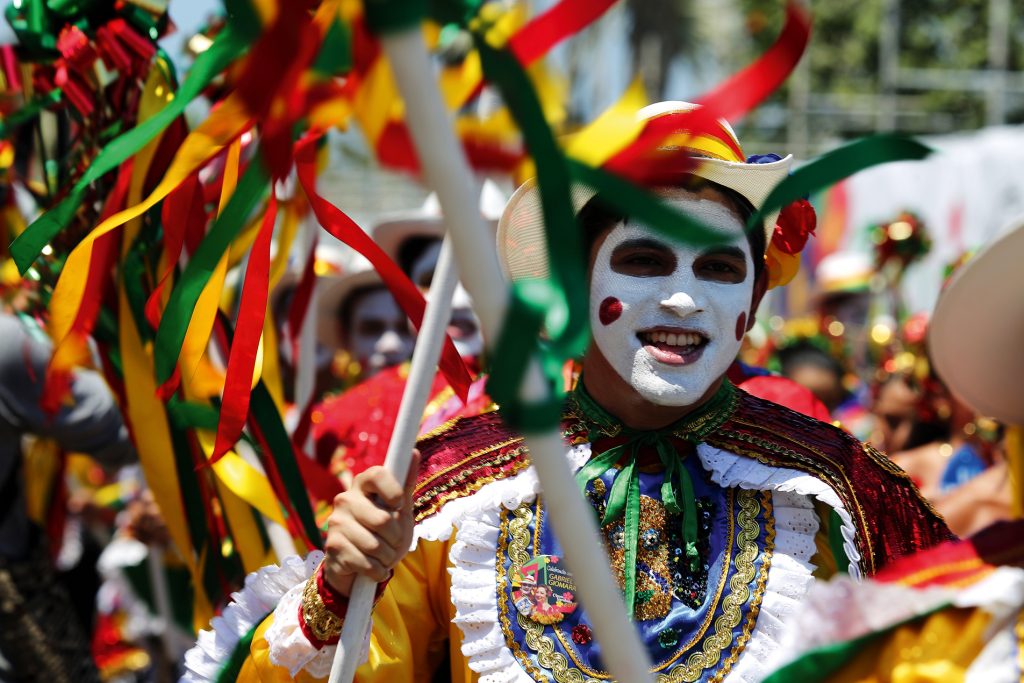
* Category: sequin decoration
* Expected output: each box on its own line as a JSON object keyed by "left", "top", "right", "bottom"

{"left": 600, "top": 492, "right": 673, "bottom": 621}
{"left": 657, "top": 627, "right": 680, "bottom": 649}
{"left": 571, "top": 624, "right": 592, "bottom": 646}
{"left": 668, "top": 497, "right": 715, "bottom": 610}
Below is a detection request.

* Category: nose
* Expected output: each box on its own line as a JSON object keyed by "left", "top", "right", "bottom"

{"left": 376, "top": 329, "right": 407, "bottom": 356}
{"left": 660, "top": 291, "right": 702, "bottom": 318}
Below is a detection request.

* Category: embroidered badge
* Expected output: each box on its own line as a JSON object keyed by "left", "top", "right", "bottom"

{"left": 512, "top": 554, "right": 578, "bottom": 625}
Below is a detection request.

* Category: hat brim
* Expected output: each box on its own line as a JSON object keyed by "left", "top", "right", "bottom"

{"left": 373, "top": 215, "right": 446, "bottom": 263}
{"left": 496, "top": 155, "right": 792, "bottom": 281}
{"left": 928, "top": 216, "right": 1024, "bottom": 425}
{"left": 315, "top": 269, "right": 383, "bottom": 349}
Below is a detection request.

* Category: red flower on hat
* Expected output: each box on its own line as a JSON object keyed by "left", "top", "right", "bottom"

{"left": 772, "top": 199, "right": 817, "bottom": 255}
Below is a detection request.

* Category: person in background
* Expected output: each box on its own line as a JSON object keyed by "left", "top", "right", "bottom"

{"left": 776, "top": 341, "right": 848, "bottom": 414}
{"left": 0, "top": 312, "right": 135, "bottom": 683}
{"left": 312, "top": 185, "right": 504, "bottom": 481}
{"left": 317, "top": 265, "right": 415, "bottom": 382}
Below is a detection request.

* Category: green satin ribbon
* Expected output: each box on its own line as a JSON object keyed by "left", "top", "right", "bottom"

{"left": 571, "top": 379, "right": 736, "bottom": 617}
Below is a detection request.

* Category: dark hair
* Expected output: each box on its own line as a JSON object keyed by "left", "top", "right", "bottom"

{"left": 576, "top": 177, "right": 765, "bottom": 278}
{"left": 337, "top": 283, "right": 388, "bottom": 343}
{"left": 396, "top": 235, "right": 441, "bottom": 277}
{"left": 777, "top": 342, "right": 845, "bottom": 382}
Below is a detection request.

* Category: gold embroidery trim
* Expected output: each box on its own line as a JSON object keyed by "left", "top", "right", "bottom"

{"left": 417, "top": 403, "right": 501, "bottom": 443}
{"left": 415, "top": 438, "right": 524, "bottom": 495}
{"left": 301, "top": 561, "right": 344, "bottom": 643}
{"left": 414, "top": 443, "right": 529, "bottom": 522}
{"left": 707, "top": 491, "right": 775, "bottom": 682}
{"left": 497, "top": 489, "right": 771, "bottom": 683}
{"left": 713, "top": 421, "right": 877, "bottom": 575}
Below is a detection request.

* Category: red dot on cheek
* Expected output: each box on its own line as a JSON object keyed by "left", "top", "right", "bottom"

{"left": 735, "top": 312, "right": 747, "bottom": 341}
{"left": 598, "top": 297, "right": 623, "bottom": 326}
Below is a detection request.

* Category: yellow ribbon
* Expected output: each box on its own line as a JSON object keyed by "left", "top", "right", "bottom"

{"left": 47, "top": 94, "right": 253, "bottom": 362}
{"left": 565, "top": 77, "right": 647, "bottom": 167}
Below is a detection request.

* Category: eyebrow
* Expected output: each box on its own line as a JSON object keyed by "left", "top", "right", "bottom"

{"left": 612, "top": 237, "right": 671, "bottom": 252}
{"left": 698, "top": 245, "right": 746, "bottom": 261}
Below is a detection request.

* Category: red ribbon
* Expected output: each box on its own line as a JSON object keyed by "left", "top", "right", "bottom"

{"left": 285, "top": 238, "right": 319, "bottom": 367}
{"left": 508, "top": 0, "right": 619, "bottom": 67}
{"left": 211, "top": 197, "right": 278, "bottom": 461}
{"left": 294, "top": 134, "right": 472, "bottom": 401}
{"left": 604, "top": 2, "right": 810, "bottom": 178}
{"left": 693, "top": 2, "right": 811, "bottom": 125}
{"left": 146, "top": 173, "right": 206, "bottom": 331}
{"left": 41, "top": 160, "right": 133, "bottom": 413}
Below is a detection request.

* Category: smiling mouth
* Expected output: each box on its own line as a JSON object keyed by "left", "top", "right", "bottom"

{"left": 638, "top": 329, "right": 709, "bottom": 365}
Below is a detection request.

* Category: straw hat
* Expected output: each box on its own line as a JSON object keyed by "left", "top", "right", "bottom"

{"left": 928, "top": 216, "right": 1024, "bottom": 425}
{"left": 315, "top": 259, "right": 382, "bottom": 350}
{"left": 374, "top": 179, "right": 507, "bottom": 261}
{"left": 315, "top": 180, "right": 507, "bottom": 349}
{"left": 497, "top": 101, "right": 792, "bottom": 281}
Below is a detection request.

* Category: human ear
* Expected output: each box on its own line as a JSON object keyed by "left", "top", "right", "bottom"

{"left": 747, "top": 266, "right": 768, "bottom": 330}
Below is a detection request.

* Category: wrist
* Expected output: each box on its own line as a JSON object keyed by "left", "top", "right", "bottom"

{"left": 298, "top": 561, "right": 392, "bottom": 648}
{"left": 323, "top": 567, "right": 355, "bottom": 598}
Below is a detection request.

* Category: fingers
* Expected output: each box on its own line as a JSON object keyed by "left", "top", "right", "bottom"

{"left": 323, "top": 451, "right": 421, "bottom": 594}
{"left": 358, "top": 466, "right": 406, "bottom": 510}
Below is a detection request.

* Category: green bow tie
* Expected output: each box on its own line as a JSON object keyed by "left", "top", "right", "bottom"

{"left": 569, "top": 380, "right": 737, "bottom": 618}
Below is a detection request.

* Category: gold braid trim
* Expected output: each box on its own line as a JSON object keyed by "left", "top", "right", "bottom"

{"left": 301, "top": 561, "right": 344, "bottom": 643}
{"left": 497, "top": 490, "right": 770, "bottom": 683}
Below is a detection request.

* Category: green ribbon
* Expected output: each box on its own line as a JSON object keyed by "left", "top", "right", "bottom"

{"left": 748, "top": 134, "right": 933, "bottom": 234}
{"left": 152, "top": 157, "right": 269, "bottom": 386}
{"left": 571, "top": 380, "right": 736, "bottom": 617}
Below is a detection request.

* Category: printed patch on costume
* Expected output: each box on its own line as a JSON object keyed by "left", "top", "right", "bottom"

{"left": 512, "top": 555, "right": 578, "bottom": 625}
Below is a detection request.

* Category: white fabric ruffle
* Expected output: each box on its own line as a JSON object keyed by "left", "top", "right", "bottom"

{"left": 696, "top": 443, "right": 865, "bottom": 681}
{"left": 445, "top": 444, "right": 591, "bottom": 682}
{"left": 180, "top": 552, "right": 323, "bottom": 682}
{"left": 697, "top": 443, "right": 862, "bottom": 579}
{"left": 413, "top": 443, "right": 592, "bottom": 548}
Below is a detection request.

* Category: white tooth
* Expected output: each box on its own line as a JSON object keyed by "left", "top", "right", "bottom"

{"left": 686, "top": 334, "right": 697, "bottom": 346}
{"left": 655, "top": 332, "right": 666, "bottom": 343}
{"left": 667, "top": 333, "right": 678, "bottom": 346}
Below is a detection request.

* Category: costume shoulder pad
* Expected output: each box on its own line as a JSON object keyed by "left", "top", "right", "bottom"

{"left": 413, "top": 411, "right": 529, "bottom": 523}
{"left": 707, "top": 389, "right": 953, "bottom": 575}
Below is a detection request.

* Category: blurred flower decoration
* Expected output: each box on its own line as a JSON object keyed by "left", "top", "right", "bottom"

{"left": 870, "top": 211, "right": 931, "bottom": 275}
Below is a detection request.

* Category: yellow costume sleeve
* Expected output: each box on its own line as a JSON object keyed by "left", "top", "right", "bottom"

{"left": 246, "top": 536, "right": 473, "bottom": 682}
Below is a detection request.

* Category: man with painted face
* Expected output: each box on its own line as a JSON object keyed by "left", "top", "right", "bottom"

{"left": 317, "top": 267, "right": 415, "bottom": 380}
{"left": 312, "top": 189, "right": 503, "bottom": 479}
{"left": 183, "top": 103, "right": 952, "bottom": 683}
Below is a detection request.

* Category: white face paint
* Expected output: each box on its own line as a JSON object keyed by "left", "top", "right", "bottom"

{"left": 346, "top": 288, "right": 414, "bottom": 375}
{"left": 409, "top": 239, "right": 484, "bottom": 360}
{"left": 588, "top": 192, "right": 755, "bottom": 406}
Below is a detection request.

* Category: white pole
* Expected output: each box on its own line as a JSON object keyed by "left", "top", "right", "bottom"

{"left": 329, "top": 235, "right": 462, "bottom": 683}
{"left": 146, "top": 546, "right": 186, "bottom": 661}
{"left": 296, "top": 216, "right": 319, "bottom": 455}
{"left": 329, "top": 28, "right": 654, "bottom": 683}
